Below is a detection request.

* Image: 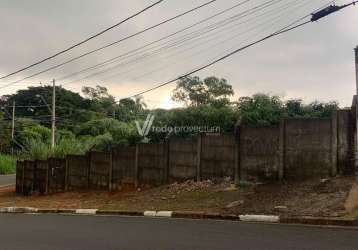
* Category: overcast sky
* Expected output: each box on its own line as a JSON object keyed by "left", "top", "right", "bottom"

{"left": 0, "top": 0, "right": 357, "bottom": 108}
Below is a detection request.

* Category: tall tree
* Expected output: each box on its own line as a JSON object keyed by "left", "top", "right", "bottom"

{"left": 116, "top": 96, "right": 147, "bottom": 122}
{"left": 82, "top": 85, "right": 116, "bottom": 116}
{"left": 172, "top": 76, "right": 234, "bottom": 106}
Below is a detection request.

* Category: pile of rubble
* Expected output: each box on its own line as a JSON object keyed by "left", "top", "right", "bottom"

{"left": 166, "top": 180, "right": 214, "bottom": 193}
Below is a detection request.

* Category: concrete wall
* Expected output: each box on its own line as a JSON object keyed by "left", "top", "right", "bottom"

{"left": 35, "top": 160, "right": 48, "bottom": 194}
{"left": 16, "top": 110, "right": 356, "bottom": 196}
{"left": 89, "top": 152, "right": 110, "bottom": 189}
{"left": 23, "top": 161, "right": 35, "bottom": 195}
{"left": 15, "top": 161, "right": 24, "bottom": 194}
{"left": 239, "top": 126, "right": 280, "bottom": 181}
{"left": 138, "top": 143, "right": 166, "bottom": 186}
{"left": 169, "top": 137, "right": 197, "bottom": 182}
{"left": 284, "top": 118, "right": 333, "bottom": 180}
{"left": 48, "top": 158, "right": 66, "bottom": 193}
{"left": 67, "top": 155, "right": 89, "bottom": 190}
{"left": 112, "top": 146, "right": 136, "bottom": 188}
{"left": 337, "top": 110, "right": 355, "bottom": 174}
{"left": 201, "top": 134, "right": 236, "bottom": 180}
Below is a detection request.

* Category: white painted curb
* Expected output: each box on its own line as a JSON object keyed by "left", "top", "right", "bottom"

{"left": 76, "top": 209, "right": 98, "bottom": 215}
{"left": 156, "top": 211, "right": 173, "bottom": 217}
{"left": 143, "top": 211, "right": 173, "bottom": 217}
{"left": 239, "top": 215, "right": 279, "bottom": 223}
{"left": 0, "top": 207, "right": 38, "bottom": 213}
{"left": 144, "top": 211, "right": 157, "bottom": 217}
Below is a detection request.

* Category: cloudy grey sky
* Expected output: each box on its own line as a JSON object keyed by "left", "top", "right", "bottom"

{"left": 0, "top": 0, "right": 357, "bottom": 108}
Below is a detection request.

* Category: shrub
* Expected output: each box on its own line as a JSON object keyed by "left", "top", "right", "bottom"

{"left": 0, "top": 154, "right": 16, "bottom": 174}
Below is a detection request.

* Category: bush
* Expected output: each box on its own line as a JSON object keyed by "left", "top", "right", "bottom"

{"left": 23, "top": 137, "right": 94, "bottom": 160}
{"left": 0, "top": 154, "right": 16, "bottom": 174}
{"left": 24, "top": 139, "right": 51, "bottom": 160}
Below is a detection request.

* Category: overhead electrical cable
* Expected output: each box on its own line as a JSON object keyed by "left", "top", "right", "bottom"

{"left": 55, "top": 0, "right": 263, "bottom": 82}
{"left": 67, "top": 0, "right": 309, "bottom": 84}
{"left": 102, "top": 0, "right": 314, "bottom": 84}
{"left": 0, "top": 0, "right": 165, "bottom": 80}
{"left": 60, "top": 0, "right": 287, "bottom": 84}
{"left": 0, "top": 0, "right": 217, "bottom": 89}
{"left": 121, "top": 1, "right": 356, "bottom": 99}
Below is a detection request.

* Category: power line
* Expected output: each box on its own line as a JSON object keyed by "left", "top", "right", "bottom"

{"left": 1, "top": 0, "right": 217, "bottom": 89}
{"left": 0, "top": 0, "right": 165, "bottom": 80}
{"left": 2, "top": 105, "right": 50, "bottom": 108}
{"left": 62, "top": 0, "right": 285, "bottom": 84}
{"left": 121, "top": 1, "right": 355, "bottom": 100}
{"left": 123, "top": 22, "right": 310, "bottom": 99}
{"left": 103, "top": 0, "right": 313, "bottom": 84}
{"left": 76, "top": 0, "right": 309, "bottom": 84}
{"left": 56, "top": 0, "right": 254, "bottom": 83}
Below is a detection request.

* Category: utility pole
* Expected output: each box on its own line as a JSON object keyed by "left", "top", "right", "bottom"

{"left": 11, "top": 100, "right": 15, "bottom": 140}
{"left": 51, "top": 79, "right": 56, "bottom": 149}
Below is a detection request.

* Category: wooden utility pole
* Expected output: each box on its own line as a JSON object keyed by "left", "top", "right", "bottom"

{"left": 51, "top": 79, "right": 56, "bottom": 149}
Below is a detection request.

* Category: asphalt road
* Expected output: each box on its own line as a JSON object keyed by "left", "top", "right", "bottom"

{"left": 0, "top": 174, "right": 15, "bottom": 187}
{"left": 0, "top": 214, "right": 357, "bottom": 250}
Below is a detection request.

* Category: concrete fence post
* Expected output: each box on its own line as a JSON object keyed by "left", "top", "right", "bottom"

{"left": 87, "top": 152, "right": 91, "bottom": 189}
{"left": 109, "top": 150, "right": 113, "bottom": 192}
{"left": 331, "top": 110, "right": 338, "bottom": 176}
{"left": 196, "top": 134, "right": 202, "bottom": 182}
{"left": 45, "top": 160, "right": 49, "bottom": 194}
{"left": 33, "top": 161, "right": 36, "bottom": 193}
{"left": 135, "top": 144, "right": 140, "bottom": 188}
{"left": 65, "top": 156, "right": 69, "bottom": 192}
{"left": 21, "top": 162, "right": 25, "bottom": 194}
{"left": 33, "top": 161, "right": 38, "bottom": 194}
{"left": 234, "top": 126, "right": 240, "bottom": 185}
{"left": 163, "top": 140, "right": 170, "bottom": 184}
{"left": 278, "top": 120, "right": 285, "bottom": 180}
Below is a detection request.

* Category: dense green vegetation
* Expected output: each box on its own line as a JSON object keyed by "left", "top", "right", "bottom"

{"left": 0, "top": 76, "right": 338, "bottom": 161}
{"left": 0, "top": 154, "right": 16, "bottom": 174}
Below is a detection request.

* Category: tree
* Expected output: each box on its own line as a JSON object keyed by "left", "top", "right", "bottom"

{"left": 146, "top": 105, "right": 238, "bottom": 142}
{"left": 75, "top": 118, "right": 141, "bottom": 150}
{"left": 0, "top": 115, "right": 12, "bottom": 153}
{"left": 237, "top": 94, "right": 284, "bottom": 126}
{"left": 172, "top": 76, "right": 234, "bottom": 106}
{"left": 0, "top": 85, "right": 97, "bottom": 129}
{"left": 82, "top": 85, "right": 116, "bottom": 116}
{"left": 116, "top": 96, "right": 147, "bottom": 122}
{"left": 82, "top": 85, "right": 112, "bottom": 100}
{"left": 285, "top": 99, "right": 305, "bottom": 117}
{"left": 237, "top": 94, "right": 339, "bottom": 126}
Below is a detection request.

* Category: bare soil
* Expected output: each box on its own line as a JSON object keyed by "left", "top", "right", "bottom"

{"left": 0, "top": 176, "right": 356, "bottom": 218}
{"left": 345, "top": 178, "right": 358, "bottom": 217}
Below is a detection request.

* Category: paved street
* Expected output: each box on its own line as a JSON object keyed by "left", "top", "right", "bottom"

{"left": 0, "top": 214, "right": 357, "bottom": 250}
{"left": 0, "top": 174, "right": 15, "bottom": 187}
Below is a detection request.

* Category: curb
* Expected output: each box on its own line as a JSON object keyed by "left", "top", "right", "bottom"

{"left": 0, "top": 207, "right": 38, "bottom": 213}
{"left": 280, "top": 216, "right": 358, "bottom": 227}
{"left": 239, "top": 215, "right": 279, "bottom": 223}
{"left": 0, "top": 207, "right": 357, "bottom": 227}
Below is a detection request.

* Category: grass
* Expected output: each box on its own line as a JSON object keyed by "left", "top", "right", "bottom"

{"left": 0, "top": 154, "right": 16, "bottom": 175}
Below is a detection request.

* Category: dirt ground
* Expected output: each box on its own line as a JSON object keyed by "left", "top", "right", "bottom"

{"left": 345, "top": 178, "right": 358, "bottom": 217}
{"left": 0, "top": 176, "right": 356, "bottom": 218}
